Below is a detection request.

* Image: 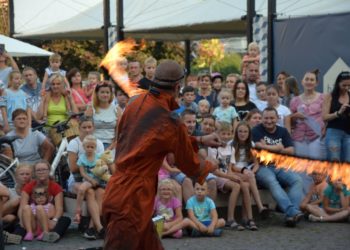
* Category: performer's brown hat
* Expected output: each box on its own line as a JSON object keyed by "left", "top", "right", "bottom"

{"left": 153, "top": 60, "right": 185, "bottom": 89}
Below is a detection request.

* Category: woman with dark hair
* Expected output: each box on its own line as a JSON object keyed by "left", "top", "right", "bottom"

{"left": 66, "top": 68, "right": 89, "bottom": 112}
{"left": 322, "top": 71, "right": 350, "bottom": 162}
{"left": 86, "top": 81, "right": 118, "bottom": 150}
{"left": 194, "top": 74, "right": 214, "bottom": 108}
{"left": 275, "top": 71, "right": 292, "bottom": 107}
{"left": 232, "top": 81, "right": 257, "bottom": 121}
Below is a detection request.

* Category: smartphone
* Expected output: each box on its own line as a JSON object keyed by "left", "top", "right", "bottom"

{"left": 0, "top": 44, "right": 5, "bottom": 54}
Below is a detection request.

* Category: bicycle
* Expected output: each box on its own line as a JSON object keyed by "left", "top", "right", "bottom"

{"left": 0, "top": 136, "right": 20, "bottom": 188}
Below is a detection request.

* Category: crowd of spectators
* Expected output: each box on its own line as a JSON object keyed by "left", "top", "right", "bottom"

{"left": 0, "top": 41, "right": 350, "bottom": 245}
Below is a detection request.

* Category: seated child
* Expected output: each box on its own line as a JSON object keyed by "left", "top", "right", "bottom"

{"left": 22, "top": 184, "right": 59, "bottom": 242}
{"left": 300, "top": 172, "right": 328, "bottom": 213}
{"left": 186, "top": 181, "right": 225, "bottom": 237}
{"left": 308, "top": 178, "right": 350, "bottom": 222}
{"left": 154, "top": 179, "right": 194, "bottom": 238}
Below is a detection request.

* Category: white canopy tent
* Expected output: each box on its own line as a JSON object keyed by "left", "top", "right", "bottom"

{"left": 13, "top": 0, "right": 350, "bottom": 41}
{"left": 0, "top": 34, "right": 53, "bottom": 57}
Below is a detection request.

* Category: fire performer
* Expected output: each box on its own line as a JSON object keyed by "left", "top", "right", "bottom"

{"left": 102, "top": 60, "right": 220, "bottom": 249}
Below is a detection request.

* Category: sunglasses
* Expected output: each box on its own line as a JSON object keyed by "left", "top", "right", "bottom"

{"left": 34, "top": 191, "right": 47, "bottom": 197}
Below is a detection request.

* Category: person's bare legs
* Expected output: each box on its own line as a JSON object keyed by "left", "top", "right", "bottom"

{"left": 241, "top": 182, "right": 253, "bottom": 220}
{"left": 85, "top": 188, "right": 103, "bottom": 231}
{"left": 22, "top": 205, "right": 34, "bottom": 234}
{"left": 223, "top": 181, "right": 240, "bottom": 222}
{"left": 75, "top": 182, "right": 92, "bottom": 224}
{"left": 94, "top": 188, "right": 105, "bottom": 231}
{"left": 36, "top": 205, "right": 49, "bottom": 233}
{"left": 247, "top": 175, "right": 266, "bottom": 212}
{"left": 207, "top": 179, "right": 217, "bottom": 201}
{"left": 182, "top": 178, "right": 194, "bottom": 203}
{"left": 162, "top": 218, "right": 196, "bottom": 236}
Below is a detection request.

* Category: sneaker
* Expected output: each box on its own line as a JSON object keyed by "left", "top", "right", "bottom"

{"left": 308, "top": 214, "right": 322, "bottom": 222}
{"left": 285, "top": 217, "right": 296, "bottom": 227}
{"left": 191, "top": 229, "right": 202, "bottom": 237}
{"left": 3, "top": 231, "right": 22, "bottom": 244}
{"left": 36, "top": 232, "right": 44, "bottom": 241}
{"left": 172, "top": 230, "right": 183, "bottom": 239}
{"left": 212, "top": 228, "right": 223, "bottom": 237}
{"left": 23, "top": 232, "right": 34, "bottom": 241}
{"left": 294, "top": 212, "right": 304, "bottom": 223}
{"left": 84, "top": 228, "right": 97, "bottom": 240}
{"left": 97, "top": 228, "right": 105, "bottom": 239}
{"left": 42, "top": 232, "right": 60, "bottom": 243}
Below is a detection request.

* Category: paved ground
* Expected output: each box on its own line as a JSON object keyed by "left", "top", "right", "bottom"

{"left": 6, "top": 213, "right": 350, "bottom": 250}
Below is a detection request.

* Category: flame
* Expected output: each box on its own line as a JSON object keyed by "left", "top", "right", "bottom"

{"left": 100, "top": 38, "right": 146, "bottom": 97}
{"left": 252, "top": 149, "right": 350, "bottom": 189}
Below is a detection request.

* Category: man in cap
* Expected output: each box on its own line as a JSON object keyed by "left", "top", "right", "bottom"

{"left": 102, "top": 60, "right": 221, "bottom": 250}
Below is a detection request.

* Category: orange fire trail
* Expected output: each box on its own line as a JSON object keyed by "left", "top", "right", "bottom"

{"left": 252, "top": 149, "right": 350, "bottom": 189}
{"left": 100, "top": 38, "right": 146, "bottom": 97}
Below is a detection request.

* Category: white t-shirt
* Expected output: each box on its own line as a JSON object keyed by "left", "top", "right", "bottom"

{"left": 248, "top": 83, "right": 258, "bottom": 104}
{"left": 208, "top": 140, "right": 233, "bottom": 173}
{"left": 275, "top": 104, "right": 291, "bottom": 127}
{"left": 230, "top": 147, "right": 254, "bottom": 170}
{"left": 254, "top": 99, "right": 267, "bottom": 111}
{"left": 93, "top": 104, "right": 117, "bottom": 144}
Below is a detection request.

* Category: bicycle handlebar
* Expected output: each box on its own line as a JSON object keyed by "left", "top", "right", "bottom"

{"left": 46, "top": 112, "right": 85, "bottom": 134}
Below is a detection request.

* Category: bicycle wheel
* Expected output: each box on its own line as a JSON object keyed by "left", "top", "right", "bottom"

{"left": 0, "top": 164, "right": 16, "bottom": 188}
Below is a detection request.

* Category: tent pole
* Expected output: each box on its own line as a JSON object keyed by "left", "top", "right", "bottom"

{"left": 116, "top": 0, "right": 124, "bottom": 42}
{"left": 267, "top": 0, "right": 276, "bottom": 84}
{"left": 185, "top": 40, "right": 191, "bottom": 76}
{"left": 8, "top": 0, "right": 14, "bottom": 37}
{"left": 103, "top": 0, "right": 111, "bottom": 53}
{"left": 246, "top": 0, "right": 256, "bottom": 44}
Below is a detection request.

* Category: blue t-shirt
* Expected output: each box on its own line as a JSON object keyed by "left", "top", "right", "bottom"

{"left": 21, "top": 81, "right": 42, "bottom": 113}
{"left": 77, "top": 153, "right": 101, "bottom": 181}
{"left": 252, "top": 123, "right": 294, "bottom": 148}
{"left": 186, "top": 196, "right": 216, "bottom": 222}
{"left": 194, "top": 92, "right": 215, "bottom": 108}
{"left": 213, "top": 106, "right": 238, "bottom": 124}
{"left": 323, "top": 184, "right": 350, "bottom": 208}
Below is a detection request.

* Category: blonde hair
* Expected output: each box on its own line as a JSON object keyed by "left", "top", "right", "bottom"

{"left": 198, "top": 99, "right": 210, "bottom": 108}
{"left": 15, "top": 163, "right": 32, "bottom": 177}
{"left": 82, "top": 134, "right": 97, "bottom": 147}
{"left": 218, "top": 88, "right": 233, "bottom": 102}
{"left": 144, "top": 56, "right": 157, "bottom": 66}
{"left": 49, "top": 53, "right": 62, "bottom": 62}
{"left": 248, "top": 42, "right": 259, "bottom": 53}
{"left": 217, "top": 121, "right": 232, "bottom": 133}
{"left": 158, "top": 178, "right": 175, "bottom": 196}
{"left": 8, "top": 70, "right": 22, "bottom": 88}
{"left": 48, "top": 73, "right": 65, "bottom": 86}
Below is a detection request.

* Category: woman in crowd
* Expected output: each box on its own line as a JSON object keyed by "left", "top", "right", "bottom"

{"left": 232, "top": 81, "right": 257, "bottom": 121}
{"left": 67, "top": 68, "right": 89, "bottom": 112}
{"left": 20, "top": 161, "right": 64, "bottom": 242}
{"left": 195, "top": 74, "right": 214, "bottom": 108}
{"left": 5, "top": 109, "right": 54, "bottom": 164}
{"left": 286, "top": 70, "right": 326, "bottom": 194}
{"left": 67, "top": 116, "right": 106, "bottom": 239}
{"left": 275, "top": 71, "right": 292, "bottom": 107}
{"left": 86, "top": 82, "right": 118, "bottom": 150}
{"left": 245, "top": 109, "right": 262, "bottom": 129}
{"left": 322, "top": 71, "right": 350, "bottom": 163}
{"left": 38, "top": 73, "right": 78, "bottom": 126}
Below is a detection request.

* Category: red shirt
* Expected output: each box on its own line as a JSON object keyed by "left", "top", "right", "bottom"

{"left": 23, "top": 180, "right": 63, "bottom": 198}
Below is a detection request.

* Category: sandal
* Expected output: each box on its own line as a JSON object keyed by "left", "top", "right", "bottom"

{"left": 226, "top": 220, "right": 245, "bottom": 231}
{"left": 259, "top": 207, "right": 271, "bottom": 220}
{"left": 245, "top": 220, "right": 258, "bottom": 231}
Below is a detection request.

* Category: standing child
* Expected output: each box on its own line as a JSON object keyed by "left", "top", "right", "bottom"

{"left": 0, "top": 70, "right": 31, "bottom": 132}
{"left": 207, "top": 122, "right": 244, "bottom": 230}
{"left": 308, "top": 179, "right": 350, "bottom": 222}
{"left": 154, "top": 179, "right": 193, "bottom": 238}
{"left": 186, "top": 182, "right": 225, "bottom": 237}
{"left": 241, "top": 42, "right": 260, "bottom": 81}
{"left": 266, "top": 85, "right": 291, "bottom": 127}
{"left": 74, "top": 135, "right": 104, "bottom": 230}
{"left": 230, "top": 121, "right": 270, "bottom": 228}
{"left": 84, "top": 71, "right": 100, "bottom": 103}
{"left": 41, "top": 53, "right": 70, "bottom": 93}
{"left": 23, "top": 184, "right": 58, "bottom": 242}
{"left": 212, "top": 88, "right": 238, "bottom": 126}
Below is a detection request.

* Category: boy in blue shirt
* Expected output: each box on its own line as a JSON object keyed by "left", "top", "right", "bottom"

{"left": 186, "top": 182, "right": 225, "bottom": 237}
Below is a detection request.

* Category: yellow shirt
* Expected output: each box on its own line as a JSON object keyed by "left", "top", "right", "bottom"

{"left": 47, "top": 96, "right": 68, "bottom": 126}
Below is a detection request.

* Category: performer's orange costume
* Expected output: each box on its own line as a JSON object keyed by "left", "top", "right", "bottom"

{"left": 102, "top": 90, "right": 212, "bottom": 250}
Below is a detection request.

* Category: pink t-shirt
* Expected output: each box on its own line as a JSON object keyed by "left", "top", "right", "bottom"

{"left": 290, "top": 93, "right": 324, "bottom": 142}
{"left": 72, "top": 87, "right": 89, "bottom": 105}
{"left": 158, "top": 167, "right": 170, "bottom": 180}
{"left": 154, "top": 196, "right": 181, "bottom": 222}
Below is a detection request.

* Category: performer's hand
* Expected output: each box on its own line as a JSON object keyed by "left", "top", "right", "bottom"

{"left": 201, "top": 133, "right": 224, "bottom": 148}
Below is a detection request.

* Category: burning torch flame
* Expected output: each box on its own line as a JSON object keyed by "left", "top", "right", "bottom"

{"left": 252, "top": 149, "right": 350, "bottom": 189}
{"left": 100, "top": 38, "right": 146, "bottom": 97}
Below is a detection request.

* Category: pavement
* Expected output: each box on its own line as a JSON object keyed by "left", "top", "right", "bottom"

{"left": 5, "top": 213, "right": 350, "bottom": 250}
